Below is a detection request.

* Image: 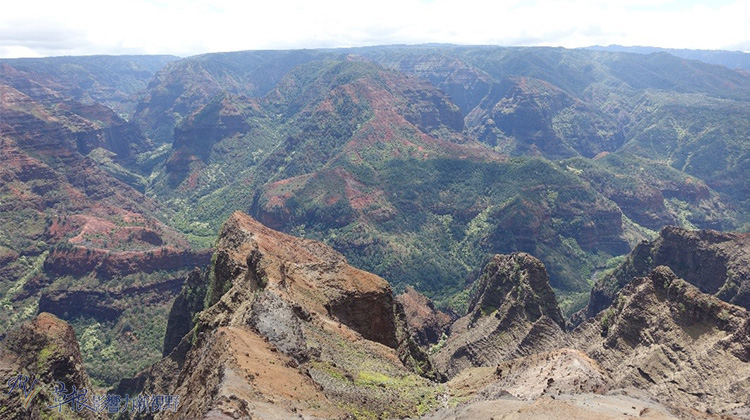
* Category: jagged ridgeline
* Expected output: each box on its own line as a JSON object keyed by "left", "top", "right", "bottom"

{"left": 116, "top": 211, "right": 443, "bottom": 419}
{"left": 2, "top": 45, "right": 750, "bottom": 392}
{"left": 5, "top": 213, "right": 749, "bottom": 419}
{"left": 125, "top": 213, "right": 750, "bottom": 419}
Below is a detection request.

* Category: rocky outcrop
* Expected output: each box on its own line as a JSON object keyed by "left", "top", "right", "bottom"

{"left": 110, "top": 216, "right": 750, "bottom": 419}
{"left": 396, "top": 286, "right": 451, "bottom": 348}
{"left": 583, "top": 226, "right": 750, "bottom": 320}
{"left": 433, "top": 253, "right": 567, "bottom": 378}
{"left": 248, "top": 290, "right": 311, "bottom": 364}
{"left": 430, "top": 256, "right": 750, "bottom": 419}
{"left": 469, "top": 253, "right": 565, "bottom": 327}
{"left": 162, "top": 268, "right": 207, "bottom": 356}
{"left": 128, "top": 211, "right": 441, "bottom": 419}
{"left": 0, "top": 313, "right": 100, "bottom": 419}
{"left": 572, "top": 266, "right": 750, "bottom": 418}
{"left": 200, "top": 211, "right": 404, "bottom": 347}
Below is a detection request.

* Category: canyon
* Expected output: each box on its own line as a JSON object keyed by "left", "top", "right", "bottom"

{"left": 1, "top": 45, "right": 750, "bottom": 418}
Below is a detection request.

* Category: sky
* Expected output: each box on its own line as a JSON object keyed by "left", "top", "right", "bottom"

{"left": 1, "top": 0, "right": 748, "bottom": 58}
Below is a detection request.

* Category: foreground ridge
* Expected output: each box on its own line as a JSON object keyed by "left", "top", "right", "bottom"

{"left": 3, "top": 213, "right": 750, "bottom": 419}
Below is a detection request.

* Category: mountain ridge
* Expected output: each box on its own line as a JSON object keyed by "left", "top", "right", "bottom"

{"left": 586, "top": 44, "right": 750, "bottom": 70}
{"left": 4, "top": 210, "right": 750, "bottom": 418}
{"left": 3, "top": 44, "right": 750, "bottom": 402}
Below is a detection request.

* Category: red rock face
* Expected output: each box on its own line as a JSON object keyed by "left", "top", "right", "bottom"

{"left": 250, "top": 60, "right": 505, "bottom": 233}
{"left": 0, "top": 83, "right": 200, "bottom": 260}
{"left": 0, "top": 79, "right": 212, "bottom": 385}
{"left": 43, "top": 245, "right": 212, "bottom": 279}
{"left": 396, "top": 286, "right": 452, "bottom": 347}
{"left": 123, "top": 211, "right": 441, "bottom": 419}
{"left": 209, "top": 211, "right": 402, "bottom": 347}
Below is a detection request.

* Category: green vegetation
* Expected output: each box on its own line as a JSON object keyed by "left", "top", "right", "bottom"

{"left": 599, "top": 307, "right": 617, "bottom": 335}
{"left": 0, "top": 252, "right": 47, "bottom": 332}
{"left": 306, "top": 322, "right": 443, "bottom": 419}
{"left": 3, "top": 48, "right": 750, "bottom": 405}
{"left": 71, "top": 303, "right": 172, "bottom": 387}
{"left": 87, "top": 148, "right": 148, "bottom": 192}
{"left": 125, "top": 48, "right": 749, "bottom": 316}
{"left": 293, "top": 157, "right": 627, "bottom": 309}
{"left": 428, "top": 332, "right": 449, "bottom": 355}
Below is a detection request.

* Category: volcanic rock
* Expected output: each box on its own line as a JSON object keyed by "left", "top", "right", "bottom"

{"left": 432, "top": 253, "right": 566, "bottom": 378}
{"left": 583, "top": 226, "right": 750, "bottom": 320}
{"left": 127, "top": 211, "right": 440, "bottom": 419}
{"left": 396, "top": 286, "right": 451, "bottom": 348}
{"left": 0, "top": 313, "right": 100, "bottom": 419}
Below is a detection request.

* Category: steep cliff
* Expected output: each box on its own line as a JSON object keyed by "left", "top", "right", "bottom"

{"left": 583, "top": 226, "right": 750, "bottom": 320}
{"left": 432, "top": 253, "right": 566, "bottom": 378}
{"left": 0, "top": 81, "right": 211, "bottom": 386}
{"left": 111, "top": 220, "right": 750, "bottom": 419}
{"left": 396, "top": 286, "right": 452, "bottom": 348}
{"left": 127, "top": 212, "right": 440, "bottom": 419}
{"left": 0, "top": 313, "right": 100, "bottom": 420}
{"left": 426, "top": 245, "right": 750, "bottom": 419}
{"left": 572, "top": 266, "right": 750, "bottom": 418}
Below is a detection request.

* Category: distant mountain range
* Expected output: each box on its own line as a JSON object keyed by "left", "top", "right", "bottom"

{"left": 586, "top": 45, "right": 750, "bottom": 70}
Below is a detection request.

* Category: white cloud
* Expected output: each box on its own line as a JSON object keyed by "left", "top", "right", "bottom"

{"left": 0, "top": 0, "right": 747, "bottom": 58}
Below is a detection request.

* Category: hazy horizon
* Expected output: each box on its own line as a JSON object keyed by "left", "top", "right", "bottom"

{"left": 2, "top": 0, "right": 748, "bottom": 59}
{"left": 1, "top": 43, "right": 750, "bottom": 61}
